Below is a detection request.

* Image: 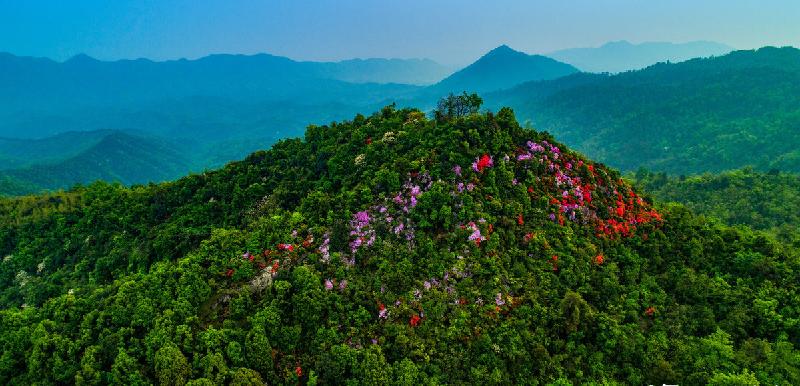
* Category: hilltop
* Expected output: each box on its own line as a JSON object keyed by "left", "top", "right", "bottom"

{"left": 0, "top": 101, "right": 798, "bottom": 384}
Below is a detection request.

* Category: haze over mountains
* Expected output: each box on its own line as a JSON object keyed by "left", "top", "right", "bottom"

{"left": 1, "top": 40, "right": 797, "bottom": 195}
{"left": 548, "top": 40, "right": 734, "bottom": 73}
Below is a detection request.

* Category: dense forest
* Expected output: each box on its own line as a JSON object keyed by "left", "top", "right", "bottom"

{"left": 1, "top": 99, "right": 798, "bottom": 384}
{"left": 634, "top": 168, "right": 800, "bottom": 248}
{"left": 490, "top": 46, "right": 800, "bottom": 174}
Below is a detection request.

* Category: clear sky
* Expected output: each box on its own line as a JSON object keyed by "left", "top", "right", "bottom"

{"left": 1, "top": 0, "right": 798, "bottom": 65}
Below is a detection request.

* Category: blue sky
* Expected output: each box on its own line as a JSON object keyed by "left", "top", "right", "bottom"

{"left": 1, "top": 0, "right": 798, "bottom": 65}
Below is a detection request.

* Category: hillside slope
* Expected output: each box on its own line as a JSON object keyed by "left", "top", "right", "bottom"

{"left": 0, "top": 131, "right": 191, "bottom": 194}
{"left": 490, "top": 46, "right": 800, "bottom": 174}
{"left": 0, "top": 130, "right": 115, "bottom": 171}
{"left": 0, "top": 105, "right": 798, "bottom": 385}
{"left": 635, "top": 168, "right": 800, "bottom": 244}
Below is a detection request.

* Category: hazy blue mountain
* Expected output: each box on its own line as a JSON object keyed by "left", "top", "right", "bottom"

{"left": 427, "top": 45, "right": 578, "bottom": 94}
{"left": 0, "top": 131, "right": 191, "bottom": 194}
{"left": 0, "top": 130, "right": 116, "bottom": 170}
{"left": 488, "top": 46, "right": 800, "bottom": 174}
{"left": 311, "top": 57, "right": 452, "bottom": 84}
{"left": 548, "top": 40, "right": 734, "bottom": 73}
{"left": 0, "top": 52, "right": 424, "bottom": 139}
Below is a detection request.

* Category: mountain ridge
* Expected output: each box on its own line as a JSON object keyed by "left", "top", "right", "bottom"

{"left": 488, "top": 46, "right": 800, "bottom": 174}
{"left": 548, "top": 40, "right": 734, "bottom": 73}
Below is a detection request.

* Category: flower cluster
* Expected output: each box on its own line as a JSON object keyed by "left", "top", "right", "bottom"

{"left": 349, "top": 210, "right": 375, "bottom": 255}
{"left": 319, "top": 233, "right": 330, "bottom": 263}
{"left": 472, "top": 154, "right": 494, "bottom": 173}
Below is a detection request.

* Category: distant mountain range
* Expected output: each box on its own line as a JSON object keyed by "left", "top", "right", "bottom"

{"left": 548, "top": 40, "right": 734, "bottom": 73}
{"left": 0, "top": 45, "right": 582, "bottom": 195}
{"left": 488, "top": 46, "right": 800, "bottom": 174}
{"left": 2, "top": 43, "right": 799, "bottom": 195}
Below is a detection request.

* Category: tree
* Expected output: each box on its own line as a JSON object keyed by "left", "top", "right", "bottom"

{"left": 434, "top": 92, "right": 483, "bottom": 121}
{"left": 154, "top": 343, "right": 190, "bottom": 386}
{"left": 230, "top": 368, "right": 263, "bottom": 386}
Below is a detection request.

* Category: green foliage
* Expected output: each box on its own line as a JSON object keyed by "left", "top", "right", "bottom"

{"left": 0, "top": 106, "right": 798, "bottom": 385}
{"left": 154, "top": 343, "right": 191, "bottom": 386}
{"left": 434, "top": 92, "right": 484, "bottom": 121}
{"left": 634, "top": 168, "right": 800, "bottom": 246}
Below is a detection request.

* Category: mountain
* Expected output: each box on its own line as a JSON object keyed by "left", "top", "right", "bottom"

{"left": 0, "top": 52, "right": 425, "bottom": 139}
{"left": 0, "top": 131, "right": 191, "bottom": 194}
{"left": 0, "top": 52, "right": 431, "bottom": 189}
{"left": 549, "top": 40, "right": 735, "bottom": 73}
{"left": 428, "top": 45, "right": 579, "bottom": 94}
{"left": 489, "top": 46, "right": 800, "bottom": 174}
{"left": 1, "top": 102, "right": 798, "bottom": 385}
{"left": 0, "top": 130, "right": 115, "bottom": 171}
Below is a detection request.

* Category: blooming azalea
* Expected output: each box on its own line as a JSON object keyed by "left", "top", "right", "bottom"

{"left": 472, "top": 154, "right": 493, "bottom": 172}
{"left": 410, "top": 314, "right": 421, "bottom": 327}
{"left": 594, "top": 254, "right": 605, "bottom": 265}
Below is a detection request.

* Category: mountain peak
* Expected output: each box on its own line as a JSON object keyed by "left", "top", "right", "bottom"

{"left": 65, "top": 53, "right": 100, "bottom": 64}
{"left": 430, "top": 45, "right": 578, "bottom": 93}
{"left": 484, "top": 44, "right": 525, "bottom": 58}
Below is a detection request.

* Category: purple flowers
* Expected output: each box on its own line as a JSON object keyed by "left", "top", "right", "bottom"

{"left": 324, "top": 279, "right": 334, "bottom": 290}
{"left": 319, "top": 233, "right": 330, "bottom": 263}
{"left": 339, "top": 279, "right": 348, "bottom": 291}
{"left": 453, "top": 165, "right": 462, "bottom": 177}
{"left": 378, "top": 305, "right": 388, "bottom": 319}
{"left": 495, "top": 293, "right": 506, "bottom": 306}
{"left": 466, "top": 221, "right": 486, "bottom": 243}
{"left": 527, "top": 141, "right": 545, "bottom": 153}
{"left": 350, "top": 211, "right": 375, "bottom": 254}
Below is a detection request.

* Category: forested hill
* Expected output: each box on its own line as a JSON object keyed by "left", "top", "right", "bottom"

{"left": 1, "top": 101, "right": 799, "bottom": 384}
{"left": 489, "top": 46, "right": 800, "bottom": 174}
{"left": 0, "top": 131, "right": 192, "bottom": 195}
{"left": 634, "top": 168, "right": 800, "bottom": 246}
